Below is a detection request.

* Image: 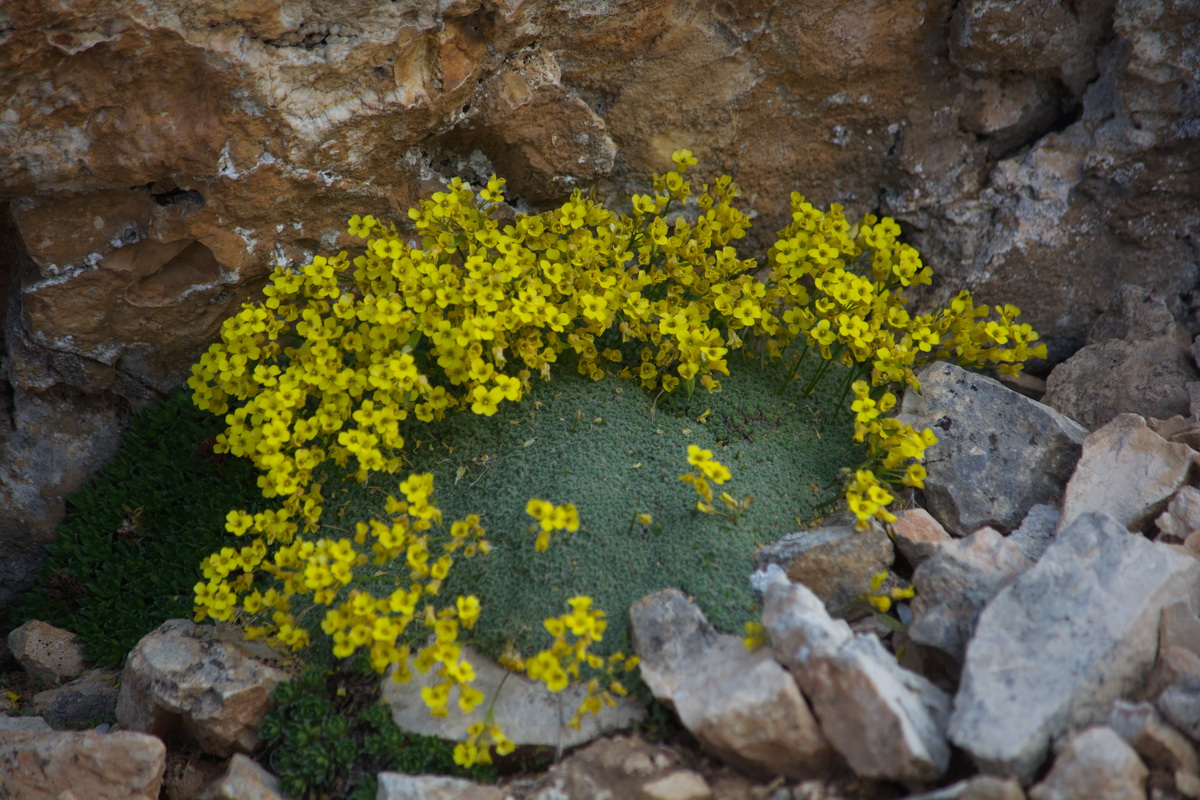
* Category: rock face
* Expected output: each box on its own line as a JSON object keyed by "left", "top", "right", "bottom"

{"left": 6, "top": 619, "right": 87, "bottom": 684}
{"left": 1042, "top": 285, "right": 1200, "bottom": 431}
{"left": 1, "top": 0, "right": 1197, "bottom": 621}
{"left": 761, "top": 575, "right": 951, "bottom": 782}
{"left": 898, "top": 362, "right": 1088, "bottom": 536}
{"left": 948, "top": 512, "right": 1200, "bottom": 784}
{"left": 629, "top": 589, "right": 838, "bottom": 781}
{"left": 116, "top": 618, "right": 289, "bottom": 757}
{"left": 1027, "top": 727, "right": 1148, "bottom": 800}
{"left": 0, "top": 729, "right": 166, "bottom": 800}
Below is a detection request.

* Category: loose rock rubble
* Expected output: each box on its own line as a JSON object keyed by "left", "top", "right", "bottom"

{"left": 8, "top": 285, "right": 1200, "bottom": 799}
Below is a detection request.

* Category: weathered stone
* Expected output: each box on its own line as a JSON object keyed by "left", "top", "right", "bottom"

{"left": 897, "top": 362, "right": 1088, "bottom": 536}
{"left": 7, "top": 619, "right": 87, "bottom": 684}
{"left": 1028, "top": 726, "right": 1148, "bottom": 800}
{"left": 892, "top": 507, "right": 953, "bottom": 568}
{"left": 754, "top": 516, "right": 894, "bottom": 616}
{"left": 116, "top": 618, "right": 289, "bottom": 757}
{"left": 1108, "top": 700, "right": 1200, "bottom": 799}
{"left": 522, "top": 736, "right": 689, "bottom": 800}
{"left": 908, "top": 527, "right": 1033, "bottom": 668}
{"left": 640, "top": 770, "right": 713, "bottom": 800}
{"left": 1149, "top": 415, "right": 1200, "bottom": 453}
{"left": 1042, "top": 286, "right": 1200, "bottom": 431}
{"left": 948, "top": 512, "right": 1200, "bottom": 783}
{"left": 1146, "top": 602, "right": 1200, "bottom": 708}
{"left": 1059, "top": 414, "right": 1196, "bottom": 534}
{"left": 0, "top": 729, "right": 165, "bottom": 800}
{"left": 1158, "top": 487, "right": 1200, "bottom": 542}
{"left": 29, "top": 668, "right": 120, "bottom": 729}
{"left": 762, "top": 575, "right": 951, "bottom": 782}
{"left": 629, "top": 589, "right": 838, "bottom": 780}
{"left": 376, "top": 772, "right": 504, "bottom": 800}
{"left": 0, "top": 715, "right": 54, "bottom": 735}
{"left": 900, "top": 774, "right": 1026, "bottom": 800}
{"left": 1008, "top": 504, "right": 1060, "bottom": 563}
{"left": 200, "top": 753, "right": 284, "bottom": 800}
{"left": 381, "top": 644, "right": 643, "bottom": 751}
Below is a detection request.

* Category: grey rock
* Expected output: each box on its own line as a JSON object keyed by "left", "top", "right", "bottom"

{"left": 948, "top": 512, "right": 1200, "bottom": 783}
{"left": 1059, "top": 414, "right": 1196, "bottom": 534}
{"left": 376, "top": 773, "right": 504, "bottom": 800}
{"left": 629, "top": 589, "right": 838, "bottom": 780}
{"left": 7, "top": 619, "right": 87, "bottom": 684}
{"left": 900, "top": 774, "right": 1025, "bottom": 800}
{"left": 897, "top": 362, "right": 1088, "bottom": 536}
{"left": 909, "top": 527, "right": 1033, "bottom": 668}
{"left": 762, "top": 575, "right": 951, "bottom": 782}
{"left": 1108, "top": 700, "right": 1199, "bottom": 794}
{"left": 1146, "top": 602, "right": 1200, "bottom": 706}
{"left": 1157, "top": 678, "right": 1200, "bottom": 744}
{"left": 1008, "top": 504, "right": 1060, "bottom": 563}
{"left": 0, "top": 729, "right": 166, "bottom": 800}
{"left": 117, "top": 618, "right": 289, "bottom": 757}
{"left": 381, "top": 644, "right": 643, "bottom": 751}
{"left": 1157, "top": 486, "right": 1200, "bottom": 542}
{"left": 754, "top": 516, "right": 894, "bottom": 616}
{"left": 892, "top": 508, "right": 954, "bottom": 568}
{"left": 0, "top": 715, "right": 54, "bottom": 735}
{"left": 1042, "top": 285, "right": 1200, "bottom": 431}
{"left": 1028, "top": 726, "right": 1148, "bottom": 800}
{"left": 29, "top": 668, "right": 119, "bottom": 729}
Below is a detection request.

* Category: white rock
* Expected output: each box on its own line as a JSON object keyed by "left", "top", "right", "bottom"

{"left": 0, "top": 729, "right": 165, "bottom": 800}
{"left": 1157, "top": 486, "right": 1200, "bottom": 541}
{"left": 1059, "top": 414, "right": 1196, "bottom": 533}
{"left": 7, "top": 619, "right": 87, "bottom": 684}
{"left": 1028, "top": 726, "right": 1148, "bottom": 800}
{"left": 629, "top": 589, "right": 838, "bottom": 780}
{"left": 948, "top": 512, "right": 1200, "bottom": 783}
{"left": 381, "top": 644, "right": 643, "bottom": 751}
{"left": 762, "top": 576, "right": 951, "bottom": 782}
{"left": 640, "top": 770, "right": 713, "bottom": 800}
{"left": 116, "top": 618, "right": 289, "bottom": 757}
{"left": 376, "top": 772, "right": 505, "bottom": 800}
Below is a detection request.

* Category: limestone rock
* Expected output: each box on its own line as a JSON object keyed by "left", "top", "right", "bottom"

{"left": 1108, "top": 700, "right": 1200, "bottom": 799}
{"left": 381, "top": 644, "right": 643, "bottom": 751}
{"left": 897, "top": 362, "right": 1087, "bottom": 536}
{"left": 1008, "top": 504, "right": 1060, "bottom": 563}
{"left": 1042, "top": 286, "right": 1200, "bottom": 431}
{"left": 376, "top": 772, "right": 504, "bottom": 800}
{"left": 1028, "top": 726, "right": 1148, "bottom": 800}
{"left": 7, "top": 619, "right": 87, "bottom": 684}
{"left": 640, "top": 770, "right": 713, "bottom": 800}
{"left": 1157, "top": 486, "right": 1200, "bottom": 543}
{"left": 891, "top": 508, "right": 953, "bottom": 568}
{"left": 629, "top": 589, "right": 838, "bottom": 781}
{"left": 1059, "top": 414, "right": 1196, "bottom": 534}
{"left": 520, "top": 735, "right": 700, "bottom": 800}
{"left": 762, "top": 575, "right": 951, "bottom": 782}
{"left": 116, "top": 618, "right": 289, "bottom": 757}
{"left": 908, "top": 527, "right": 1033, "bottom": 668}
{"left": 199, "top": 753, "right": 284, "bottom": 800}
{"left": 0, "top": 729, "right": 165, "bottom": 800}
{"left": 0, "top": 715, "right": 54, "bottom": 735}
{"left": 754, "top": 516, "right": 894, "bottom": 616}
{"left": 948, "top": 512, "right": 1200, "bottom": 783}
{"left": 29, "top": 668, "right": 120, "bottom": 729}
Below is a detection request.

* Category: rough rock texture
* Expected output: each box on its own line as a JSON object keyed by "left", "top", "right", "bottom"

{"left": 629, "top": 589, "right": 838, "bottom": 781}
{"left": 901, "top": 775, "right": 1025, "bottom": 800}
{"left": 891, "top": 508, "right": 953, "bottom": 568}
{"left": 948, "top": 512, "right": 1200, "bottom": 784}
{"left": 382, "top": 644, "right": 644, "bottom": 751}
{"left": 1008, "top": 504, "right": 1060, "bottom": 563}
{"left": 898, "top": 362, "right": 1088, "bottom": 536}
{"left": 1058, "top": 414, "right": 1196, "bottom": 533}
{"left": 1108, "top": 700, "right": 1200, "bottom": 799}
{"left": 200, "top": 753, "right": 284, "bottom": 800}
{"left": 29, "top": 668, "right": 120, "bottom": 729}
{"left": 753, "top": 517, "right": 894, "bottom": 615}
{"left": 1042, "top": 286, "right": 1200, "bottom": 431}
{"left": 1157, "top": 486, "right": 1200, "bottom": 542}
{"left": 1027, "top": 727, "right": 1148, "bottom": 800}
{"left": 116, "top": 618, "right": 289, "bottom": 758}
{"left": 1, "top": 0, "right": 1198, "bottom": 622}
{"left": 376, "top": 772, "right": 506, "bottom": 800}
{"left": 908, "top": 527, "right": 1033, "bottom": 669}
{"left": 761, "top": 575, "right": 951, "bottom": 783}
{"left": 0, "top": 729, "right": 166, "bottom": 800}
{"left": 6, "top": 619, "right": 87, "bottom": 684}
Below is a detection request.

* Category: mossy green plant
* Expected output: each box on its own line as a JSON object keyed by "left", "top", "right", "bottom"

{"left": 11, "top": 388, "right": 264, "bottom": 667}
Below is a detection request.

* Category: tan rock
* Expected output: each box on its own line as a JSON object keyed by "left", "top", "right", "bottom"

{"left": 375, "top": 772, "right": 505, "bottom": 800}
{"left": 7, "top": 619, "right": 87, "bottom": 684}
{"left": 116, "top": 618, "right": 289, "bottom": 757}
{"left": 0, "top": 729, "right": 165, "bottom": 800}
{"left": 1029, "top": 726, "right": 1147, "bottom": 800}
{"left": 892, "top": 508, "right": 953, "bottom": 567}
{"left": 199, "top": 753, "right": 284, "bottom": 800}
{"left": 640, "top": 770, "right": 712, "bottom": 800}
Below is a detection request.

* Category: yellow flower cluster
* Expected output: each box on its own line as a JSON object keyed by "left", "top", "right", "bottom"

{"left": 515, "top": 596, "right": 639, "bottom": 730}
{"left": 678, "top": 444, "right": 751, "bottom": 519}
{"left": 525, "top": 498, "right": 581, "bottom": 551}
{"left": 863, "top": 571, "right": 916, "bottom": 614}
